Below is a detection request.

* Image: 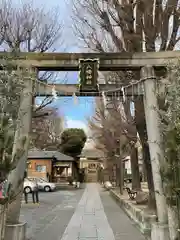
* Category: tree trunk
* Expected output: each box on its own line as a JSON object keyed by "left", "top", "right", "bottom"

{"left": 142, "top": 160, "right": 147, "bottom": 182}
{"left": 116, "top": 165, "right": 120, "bottom": 187}
{"left": 142, "top": 142, "right": 156, "bottom": 209}
{"left": 103, "top": 168, "right": 110, "bottom": 182}
{"left": 119, "top": 159, "right": 124, "bottom": 194}
{"left": 116, "top": 159, "right": 124, "bottom": 194}
{"left": 108, "top": 163, "right": 113, "bottom": 182}
{"left": 134, "top": 97, "right": 156, "bottom": 209}
{"left": 131, "top": 146, "right": 141, "bottom": 191}
{"left": 143, "top": 143, "right": 156, "bottom": 209}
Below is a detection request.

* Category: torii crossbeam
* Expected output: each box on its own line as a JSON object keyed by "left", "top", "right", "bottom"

{"left": 0, "top": 50, "right": 175, "bottom": 96}
{"left": 0, "top": 50, "right": 178, "bottom": 71}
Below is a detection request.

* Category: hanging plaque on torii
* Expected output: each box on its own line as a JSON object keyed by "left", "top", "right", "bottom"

{"left": 79, "top": 58, "right": 99, "bottom": 92}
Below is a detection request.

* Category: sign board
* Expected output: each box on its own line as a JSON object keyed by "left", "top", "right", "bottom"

{"left": 54, "top": 163, "right": 70, "bottom": 167}
{"left": 79, "top": 59, "right": 99, "bottom": 92}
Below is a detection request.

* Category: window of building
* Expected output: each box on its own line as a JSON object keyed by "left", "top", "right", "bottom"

{"left": 35, "top": 165, "right": 46, "bottom": 173}
{"left": 88, "top": 163, "right": 96, "bottom": 169}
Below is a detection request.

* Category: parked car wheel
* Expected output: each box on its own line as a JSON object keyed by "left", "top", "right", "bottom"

{"left": 44, "top": 186, "right": 51, "bottom": 192}
{"left": 24, "top": 186, "right": 31, "bottom": 194}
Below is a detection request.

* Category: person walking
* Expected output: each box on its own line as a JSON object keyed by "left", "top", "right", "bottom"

{"left": 32, "top": 179, "right": 39, "bottom": 204}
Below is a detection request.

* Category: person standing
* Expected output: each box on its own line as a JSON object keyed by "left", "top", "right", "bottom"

{"left": 32, "top": 179, "right": 39, "bottom": 204}
{"left": 23, "top": 190, "right": 28, "bottom": 204}
{"left": 76, "top": 171, "right": 82, "bottom": 189}
{"left": 0, "top": 184, "right": 3, "bottom": 198}
{"left": 46, "top": 172, "right": 50, "bottom": 182}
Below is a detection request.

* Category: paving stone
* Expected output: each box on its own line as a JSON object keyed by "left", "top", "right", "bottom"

{"left": 59, "top": 183, "right": 146, "bottom": 240}
{"left": 78, "top": 238, "right": 98, "bottom": 240}
{"left": 99, "top": 185, "right": 146, "bottom": 240}
{"left": 59, "top": 183, "right": 115, "bottom": 240}
{"left": 20, "top": 184, "right": 146, "bottom": 240}
{"left": 20, "top": 190, "right": 84, "bottom": 240}
{"left": 79, "top": 229, "right": 97, "bottom": 238}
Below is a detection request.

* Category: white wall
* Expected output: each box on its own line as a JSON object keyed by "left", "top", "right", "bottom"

{"left": 124, "top": 157, "right": 131, "bottom": 174}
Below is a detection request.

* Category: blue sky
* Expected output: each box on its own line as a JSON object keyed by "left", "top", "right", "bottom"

{"left": 32, "top": 0, "right": 95, "bottom": 132}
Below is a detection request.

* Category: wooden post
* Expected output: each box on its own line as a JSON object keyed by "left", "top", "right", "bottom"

{"left": 5, "top": 68, "right": 35, "bottom": 240}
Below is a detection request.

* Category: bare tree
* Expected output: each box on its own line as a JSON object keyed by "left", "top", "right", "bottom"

{"left": 0, "top": 0, "right": 62, "bottom": 113}
{"left": 88, "top": 99, "right": 117, "bottom": 182}
{"left": 0, "top": 0, "right": 63, "bottom": 233}
{"left": 70, "top": 0, "right": 180, "bottom": 207}
{"left": 0, "top": 0, "right": 62, "bottom": 52}
{"left": 88, "top": 96, "right": 140, "bottom": 191}
{"left": 31, "top": 107, "right": 64, "bottom": 150}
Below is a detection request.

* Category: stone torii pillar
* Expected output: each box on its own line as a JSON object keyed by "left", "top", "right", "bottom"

{"left": 5, "top": 68, "right": 36, "bottom": 240}
{"left": 141, "top": 65, "right": 169, "bottom": 240}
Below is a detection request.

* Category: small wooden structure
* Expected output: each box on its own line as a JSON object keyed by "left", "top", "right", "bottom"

{"left": 79, "top": 149, "right": 104, "bottom": 182}
{"left": 27, "top": 150, "right": 75, "bottom": 182}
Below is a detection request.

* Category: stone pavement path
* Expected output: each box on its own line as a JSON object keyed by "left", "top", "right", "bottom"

{"left": 100, "top": 185, "right": 146, "bottom": 240}
{"left": 60, "top": 183, "right": 145, "bottom": 240}
{"left": 20, "top": 190, "right": 84, "bottom": 240}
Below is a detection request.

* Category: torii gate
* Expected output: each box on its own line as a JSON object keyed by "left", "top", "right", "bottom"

{"left": 5, "top": 50, "right": 179, "bottom": 240}
{"left": 0, "top": 50, "right": 173, "bottom": 96}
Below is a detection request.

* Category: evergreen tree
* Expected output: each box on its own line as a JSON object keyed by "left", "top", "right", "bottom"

{"left": 0, "top": 61, "right": 25, "bottom": 192}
